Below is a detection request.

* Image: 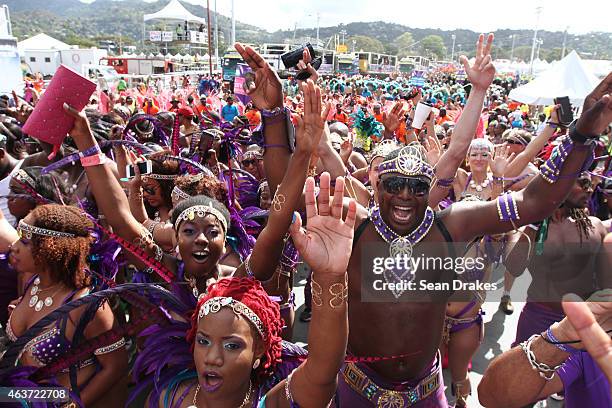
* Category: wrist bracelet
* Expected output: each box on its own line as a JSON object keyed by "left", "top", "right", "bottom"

{"left": 261, "top": 106, "right": 286, "bottom": 118}
{"left": 546, "top": 122, "right": 560, "bottom": 128}
{"left": 543, "top": 328, "right": 582, "bottom": 354}
{"left": 520, "top": 334, "right": 563, "bottom": 381}
{"left": 81, "top": 153, "right": 108, "bottom": 167}
{"left": 568, "top": 120, "right": 590, "bottom": 144}
{"left": 42, "top": 145, "right": 101, "bottom": 174}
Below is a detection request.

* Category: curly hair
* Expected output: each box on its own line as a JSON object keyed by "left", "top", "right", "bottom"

{"left": 29, "top": 205, "right": 94, "bottom": 289}
{"left": 174, "top": 174, "right": 229, "bottom": 208}
{"left": 186, "top": 278, "right": 283, "bottom": 383}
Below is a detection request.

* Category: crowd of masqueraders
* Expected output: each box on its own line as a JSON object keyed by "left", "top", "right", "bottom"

{"left": 0, "top": 33, "right": 610, "bottom": 408}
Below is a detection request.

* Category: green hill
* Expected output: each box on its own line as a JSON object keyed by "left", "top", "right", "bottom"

{"left": 5, "top": 0, "right": 611, "bottom": 61}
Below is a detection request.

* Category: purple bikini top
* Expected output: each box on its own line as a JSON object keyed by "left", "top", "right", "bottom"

{"left": 7, "top": 276, "right": 83, "bottom": 367}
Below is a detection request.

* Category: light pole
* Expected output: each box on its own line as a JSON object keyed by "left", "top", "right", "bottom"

{"left": 450, "top": 34, "right": 456, "bottom": 62}
{"left": 509, "top": 34, "right": 516, "bottom": 61}
{"left": 231, "top": 0, "right": 235, "bottom": 45}
{"left": 561, "top": 26, "right": 569, "bottom": 58}
{"left": 529, "top": 5, "right": 543, "bottom": 75}
{"left": 316, "top": 12, "right": 320, "bottom": 47}
{"left": 214, "top": 0, "right": 219, "bottom": 71}
{"left": 206, "top": 0, "right": 213, "bottom": 75}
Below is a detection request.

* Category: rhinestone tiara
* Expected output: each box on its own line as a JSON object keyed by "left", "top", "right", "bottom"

{"left": 18, "top": 220, "right": 76, "bottom": 239}
{"left": 198, "top": 296, "right": 266, "bottom": 340}
{"left": 144, "top": 173, "right": 178, "bottom": 180}
{"left": 174, "top": 203, "right": 228, "bottom": 233}
{"left": 377, "top": 144, "right": 434, "bottom": 181}
{"left": 171, "top": 186, "right": 191, "bottom": 202}
{"left": 13, "top": 169, "right": 36, "bottom": 188}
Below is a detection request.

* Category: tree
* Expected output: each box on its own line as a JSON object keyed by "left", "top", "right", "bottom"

{"left": 64, "top": 34, "right": 96, "bottom": 48}
{"left": 420, "top": 35, "right": 446, "bottom": 60}
{"left": 511, "top": 46, "right": 533, "bottom": 62}
{"left": 394, "top": 32, "right": 415, "bottom": 57}
{"left": 350, "top": 35, "right": 385, "bottom": 53}
{"left": 384, "top": 43, "right": 399, "bottom": 55}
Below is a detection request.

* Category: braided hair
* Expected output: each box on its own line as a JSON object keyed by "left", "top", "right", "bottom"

{"left": 186, "top": 278, "right": 283, "bottom": 383}
{"left": 29, "top": 205, "right": 94, "bottom": 289}
{"left": 569, "top": 208, "right": 594, "bottom": 244}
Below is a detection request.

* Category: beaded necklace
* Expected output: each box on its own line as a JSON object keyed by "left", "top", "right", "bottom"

{"left": 369, "top": 205, "right": 435, "bottom": 258}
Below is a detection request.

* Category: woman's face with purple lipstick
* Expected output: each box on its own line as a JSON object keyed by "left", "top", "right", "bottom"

{"left": 193, "top": 307, "right": 262, "bottom": 400}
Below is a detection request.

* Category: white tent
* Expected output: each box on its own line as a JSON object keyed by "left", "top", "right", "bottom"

{"left": 143, "top": 0, "right": 206, "bottom": 24}
{"left": 508, "top": 51, "right": 600, "bottom": 105}
{"left": 18, "top": 33, "right": 70, "bottom": 51}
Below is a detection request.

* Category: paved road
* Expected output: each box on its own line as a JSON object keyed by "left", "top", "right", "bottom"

{"left": 291, "top": 263, "right": 563, "bottom": 407}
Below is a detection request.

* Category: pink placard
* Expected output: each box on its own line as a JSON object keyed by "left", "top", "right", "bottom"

{"left": 23, "top": 65, "right": 96, "bottom": 147}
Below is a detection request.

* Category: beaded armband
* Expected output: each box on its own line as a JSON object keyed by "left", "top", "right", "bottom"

{"left": 94, "top": 337, "right": 126, "bottom": 355}
{"left": 434, "top": 176, "right": 455, "bottom": 189}
{"left": 243, "top": 254, "right": 255, "bottom": 278}
{"left": 540, "top": 133, "right": 595, "bottom": 184}
{"left": 496, "top": 192, "right": 520, "bottom": 222}
{"left": 261, "top": 107, "right": 295, "bottom": 153}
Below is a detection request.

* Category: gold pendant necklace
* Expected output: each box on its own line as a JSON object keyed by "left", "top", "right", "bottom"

{"left": 187, "top": 381, "right": 253, "bottom": 408}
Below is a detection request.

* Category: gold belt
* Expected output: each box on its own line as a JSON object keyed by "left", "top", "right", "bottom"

{"left": 342, "top": 362, "right": 440, "bottom": 408}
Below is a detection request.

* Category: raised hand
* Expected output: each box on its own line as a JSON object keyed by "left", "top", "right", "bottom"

{"left": 339, "top": 135, "right": 354, "bottom": 164}
{"left": 63, "top": 103, "right": 94, "bottom": 142}
{"left": 289, "top": 173, "right": 357, "bottom": 276}
{"left": 558, "top": 290, "right": 612, "bottom": 383}
{"left": 423, "top": 135, "right": 442, "bottom": 165}
{"left": 460, "top": 33, "right": 496, "bottom": 91}
{"left": 294, "top": 80, "right": 329, "bottom": 156}
{"left": 234, "top": 43, "right": 283, "bottom": 110}
{"left": 576, "top": 71, "right": 612, "bottom": 136}
{"left": 382, "top": 101, "right": 406, "bottom": 134}
{"left": 296, "top": 48, "right": 319, "bottom": 84}
{"left": 490, "top": 144, "right": 515, "bottom": 177}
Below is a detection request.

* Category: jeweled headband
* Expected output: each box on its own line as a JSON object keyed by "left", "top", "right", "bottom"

{"left": 198, "top": 296, "right": 266, "bottom": 340}
{"left": 13, "top": 170, "right": 36, "bottom": 189}
{"left": 144, "top": 174, "right": 178, "bottom": 180}
{"left": 174, "top": 203, "right": 228, "bottom": 233}
{"left": 171, "top": 185, "right": 191, "bottom": 202}
{"left": 17, "top": 220, "right": 76, "bottom": 239}
{"left": 377, "top": 144, "right": 435, "bottom": 181}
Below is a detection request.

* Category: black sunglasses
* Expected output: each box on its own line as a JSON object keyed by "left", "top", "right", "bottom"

{"left": 381, "top": 177, "right": 430, "bottom": 196}
{"left": 505, "top": 139, "right": 523, "bottom": 145}
{"left": 143, "top": 186, "right": 157, "bottom": 195}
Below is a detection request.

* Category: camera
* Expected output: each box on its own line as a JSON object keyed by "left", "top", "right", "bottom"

{"left": 126, "top": 160, "right": 153, "bottom": 178}
{"left": 281, "top": 44, "right": 316, "bottom": 69}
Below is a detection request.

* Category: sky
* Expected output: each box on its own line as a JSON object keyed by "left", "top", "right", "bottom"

{"left": 81, "top": 0, "right": 612, "bottom": 35}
